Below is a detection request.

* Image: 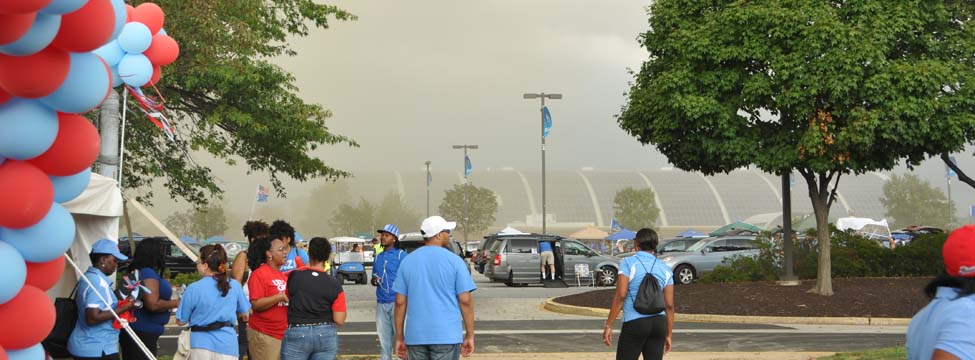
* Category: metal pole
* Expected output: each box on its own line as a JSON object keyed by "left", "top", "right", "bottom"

{"left": 541, "top": 95, "right": 546, "bottom": 235}
{"left": 426, "top": 161, "right": 431, "bottom": 218}
{"left": 782, "top": 173, "right": 795, "bottom": 280}
{"left": 948, "top": 176, "right": 953, "bottom": 226}
{"left": 97, "top": 90, "right": 120, "bottom": 180}
{"left": 117, "top": 87, "right": 129, "bottom": 186}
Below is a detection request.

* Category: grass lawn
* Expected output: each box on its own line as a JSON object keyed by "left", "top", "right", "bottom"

{"left": 818, "top": 347, "right": 907, "bottom": 359}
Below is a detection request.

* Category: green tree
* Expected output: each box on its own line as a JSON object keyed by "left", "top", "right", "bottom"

{"left": 329, "top": 198, "right": 378, "bottom": 236}
{"left": 438, "top": 184, "right": 498, "bottom": 243}
{"left": 881, "top": 174, "right": 955, "bottom": 229}
{"left": 164, "top": 203, "right": 228, "bottom": 240}
{"left": 613, "top": 187, "right": 660, "bottom": 230}
{"left": 617, "top": 1, "right": 975, "bottom": 295}
{"left": 120, "top": 0, "right": 358, "bottom": 205}
{"left": 376, "top": 193, "right": 422, "bottom": 232}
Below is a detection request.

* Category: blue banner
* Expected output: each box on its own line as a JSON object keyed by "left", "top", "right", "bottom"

{"left": 610, "top": 218, "right": 622, "bottom": 233}
{"left": 542, "top": 106, "right": 552, "bottom": 138}
{"left": 947, "top": 156, "right": 958, "bottom": 178}
{"left": 465, "top": 155, "right": 472, "bottom": 177}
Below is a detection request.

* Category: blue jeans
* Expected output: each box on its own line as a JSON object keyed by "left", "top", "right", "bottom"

{"left": 407, "top": 344, "right": 460, "bottom": 360}
{"left": 376, "top": 302, "right": 396, "bottom": 360}
{"left": 280, "top": 324, "right": 338, "bottom": 360}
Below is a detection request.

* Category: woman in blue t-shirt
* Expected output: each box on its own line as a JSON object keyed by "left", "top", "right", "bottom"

{"left": 176, "top": 244, "right": 251, "bottom": 360}
{"left": 120, "top": 237, "right": 180, "bottom": 360}
{"left": 602, "top": 228, "right": 675, "bottom": 360}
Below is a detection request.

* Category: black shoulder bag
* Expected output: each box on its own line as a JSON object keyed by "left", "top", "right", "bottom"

{"left": 43, "top": 286, "right": 78, "bottom": 358}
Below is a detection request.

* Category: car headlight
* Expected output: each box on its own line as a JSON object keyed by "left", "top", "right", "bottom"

{"left": 660, "top": 256, "right": 674, "bottom": 263}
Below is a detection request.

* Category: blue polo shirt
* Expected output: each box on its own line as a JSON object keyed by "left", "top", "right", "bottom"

{"left": 130, "top": 268, "right": 173, "bottom": 335}
{"left": 907, "top": 287, "right": 975, "bottom": 359}
{"left": 68, "top": 267, "right": 120, "bottom": 357}
{"left": 393, "top": 246, "right": 477, "bottom": 345}
{"left": 176, "top": 277, "right": 251, "bottom": 357}
{"left": 372, "top": 247, "right": 407, "bottom": 304}
{"left": 619, "top": 251, "right": 673, "bottom": 322}
{"left": 281, "top": 247, "right": 309, "bottom": 273}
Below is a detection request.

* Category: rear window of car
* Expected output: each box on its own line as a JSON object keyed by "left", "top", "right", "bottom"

{"left": 507, "top": 239, "right": 537, "bottom": 254}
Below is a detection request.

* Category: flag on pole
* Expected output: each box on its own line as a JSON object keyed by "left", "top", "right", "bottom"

{"left": 427, "top": 170, "right": 433, "bottom": 186}
{"left": 542, "top": 106, "right": 552, "bottom": 138}
{"left": 464, "top": 155, "right": 472, "bottom": 177}
{"left": 256, "top": 185, "right": 270, "bottom": 202}
{"left": 610, "top": 218, "right": 623, "bottom": 233}
{"left": 946, "top": 155, "right": 958, "bottom": 178}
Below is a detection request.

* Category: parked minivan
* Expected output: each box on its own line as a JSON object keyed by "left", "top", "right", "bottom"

{"left": 484, "top": 234, "right": 620, "bottom": 287}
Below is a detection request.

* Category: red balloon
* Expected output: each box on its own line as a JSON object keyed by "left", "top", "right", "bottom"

{"left": 25, "top": 256, "right": 65, "bottom": 291}
{"left": 125, "top": 4, "right": 134, "bottom": 22}
{"left": 28, "top": 113, "right": 100, "bottom": 176}
{"left": 51, "top": 0, "right": 116, "bottom": 53}
{"left": 0, "top": 161, "right": 53, "bottom": 229}
{"left": 0, "top": 47, "right": 70, "bottom": 98}
{"left": 0, "top": 87, "right": 9, "bottom": 106}
{"left": 131, "top": 3, "right": 164, "bottom": 35}
{"left": 0, "top": 344, "right": 6, "bottom": 360}
{"left": 0, "top": 286, "right": 55, "bottom": 350}
{"left": 0, "top": 12, "right": 36, "bottom": 45}
{"left": 0, "top": 0, "right": 52, "bottom": 15}
{"left": 148, "top": 64, "right": 161, "bottom": 85}
{"left": 144, "top": 34, "right": 179, "bottom": 66}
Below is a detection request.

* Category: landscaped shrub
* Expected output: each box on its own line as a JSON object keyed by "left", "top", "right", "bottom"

{"left": 890, "top": 233, "right": 946, "bottom": 276}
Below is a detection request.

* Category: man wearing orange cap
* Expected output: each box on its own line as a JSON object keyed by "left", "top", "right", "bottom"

{"left": 906, "top": 225, "right": 975, "bottom": 360}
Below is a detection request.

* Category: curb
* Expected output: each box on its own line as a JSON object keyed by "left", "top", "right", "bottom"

{"left": 542, "top": 298, "right": 911, "bottom": 326}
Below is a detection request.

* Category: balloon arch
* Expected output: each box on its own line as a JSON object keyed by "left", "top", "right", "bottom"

{"left": 0, "top": 1, "right": 179, "bottom": 359}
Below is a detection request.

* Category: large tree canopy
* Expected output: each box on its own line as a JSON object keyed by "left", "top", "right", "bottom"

{"left": 121, "top": 0, "right": 358, "bottom": 205}
{"left": 618, "top": 1, "right": 975, "bottom": 294}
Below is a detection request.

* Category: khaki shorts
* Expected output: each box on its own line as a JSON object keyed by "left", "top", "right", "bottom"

{"left": 188, "top": 348, "right": 237, "bottom": 360}
{"left": 540, "top": 251, "right": 555, "bottom": 266}
{"left": 247, "top": 329, "right": 282, "bottom": 360}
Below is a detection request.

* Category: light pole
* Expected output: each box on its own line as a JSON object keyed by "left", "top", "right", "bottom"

{"left": 425, "top": 161, "right": 432, "bottom": 218}
{"left": 523, "top": 92, "right": 562, "bottom": 234}
{"left": 452, "top": 145, "right": 478, "bottom": 244}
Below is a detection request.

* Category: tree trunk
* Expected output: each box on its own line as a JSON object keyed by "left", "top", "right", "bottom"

{"left": 802, "top": 170, "right": 835, "bottom": 296}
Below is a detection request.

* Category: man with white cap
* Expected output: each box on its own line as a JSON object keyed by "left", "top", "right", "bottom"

{"left": 372, "top": 224, "right": 406, "bottom": 360}
{"left": 906, "top": 225, "right": 975, "bottom": 360}
{"left": 394, "top": 216, "right": 477, "bottom": 360}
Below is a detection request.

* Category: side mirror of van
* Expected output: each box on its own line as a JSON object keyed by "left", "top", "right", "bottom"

{"left": 701, "top": 248, "right": 708, "bottom": 255}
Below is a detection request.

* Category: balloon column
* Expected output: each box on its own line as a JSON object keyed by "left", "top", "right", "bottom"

{"left": 0, "top": 1, "right": 178, "bottom": 359}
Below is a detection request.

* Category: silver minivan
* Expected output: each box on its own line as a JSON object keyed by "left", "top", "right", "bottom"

{"left": 484, "top": 234, "right": 620, "bottom": 287}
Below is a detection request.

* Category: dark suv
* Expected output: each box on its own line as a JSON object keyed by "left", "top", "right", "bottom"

{"left": 398, "top": 232, "right": 470, "bottom": 269}
{"left": 118, "top": 236, "right": 198, "bottom": 278}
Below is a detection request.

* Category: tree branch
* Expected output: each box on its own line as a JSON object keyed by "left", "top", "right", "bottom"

{"left": 943, "top": 152, "right": 975, "bottom": 189}
{"left": 827, "top": 171, "right": 842, "bottom": 210}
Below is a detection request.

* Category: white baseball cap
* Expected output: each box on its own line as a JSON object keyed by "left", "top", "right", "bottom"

{"left": 420, "top": 216, "right": 456, "bottom": 238}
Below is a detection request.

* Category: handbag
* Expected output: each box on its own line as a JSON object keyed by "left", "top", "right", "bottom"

{"left": 43, "top": 287, "right": 77, "bottom": 358}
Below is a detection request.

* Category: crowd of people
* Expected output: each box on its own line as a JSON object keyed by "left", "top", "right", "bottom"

{"left": 67, "top": 216, "right": 478, "bottom": 360}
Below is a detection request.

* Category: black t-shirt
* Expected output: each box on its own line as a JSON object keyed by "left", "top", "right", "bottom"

{"left": 286, "top": 267, "right": 345, "bottom": 325}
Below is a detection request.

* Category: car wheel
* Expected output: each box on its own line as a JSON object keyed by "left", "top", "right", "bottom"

{"left": 599, "top": 266, "right": 618, "bottom": 286}
{"left": 356, "top": 274, "right": 367, "bottom": 285}
{"left": 675, "top": 265, "right": 695, "bottom": 285}
{"left": 335, "top": 273, "right": 345, "bottom": 283}
{"left": 504, "top": 271, "right": 518, "bottom": 287}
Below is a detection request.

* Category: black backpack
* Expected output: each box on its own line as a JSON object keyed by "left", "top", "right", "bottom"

{"left": 43, "top": 287, "right": 77, "bottom": 358}
{"left": 632, "top": 257, "right": 666, "bottom": 315}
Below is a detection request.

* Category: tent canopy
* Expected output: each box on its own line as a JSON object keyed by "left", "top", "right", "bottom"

{"left": 709, "top": 221, "right": 761, "bottom": 236}
{"left": 677, "top": 229, "right": 708, "bottom": 238}
{"left": 836, "top": 217, "right": 891, "bottom": 240}
{"left": 568, "top": 225, "right": 609, "bottom": 239}
{"left": 179, "top": 235, "right": 198, "bottom": 245}
{"left": 498, "top": 226, "right": 528, "bottom": 235}
{"left": 204, "top": 236, "right": 227, "bottom": 244}
{"left": 606, "top": 228, "right": 636, "bottom": 240}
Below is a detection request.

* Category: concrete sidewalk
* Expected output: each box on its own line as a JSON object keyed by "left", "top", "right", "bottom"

{"left": 341, "top": 352, "right": 834, "bottom": 359}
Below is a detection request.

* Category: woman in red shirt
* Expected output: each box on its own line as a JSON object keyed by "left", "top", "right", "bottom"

{"left": 246, "top": 236, "right": 289, "bottom": 360}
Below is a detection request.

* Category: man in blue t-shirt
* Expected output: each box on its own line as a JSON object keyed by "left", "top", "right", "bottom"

{"left": 539, "top": 240, "right": 555, "bottom": 280}
{"left": 393, "top": 216, "right": 477, "bottom": 360}
{"left": 372, "top": 224, "right": 406, "bottom": 360}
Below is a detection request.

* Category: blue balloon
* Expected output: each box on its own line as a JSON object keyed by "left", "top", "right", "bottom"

{"left": 7, "top": 343, "right": 45, "bottom": 360}
{"left": 109, "top": 0, "right": 126, "bottom": 40}
{"left": 158, "top": 28, "right": 167, "bottom": 36}
{"left": 110, "top": 65, "right": 123, "bottom": 88}
{"left": 40, "top": 52, "right": 110, "bottom": 114}
{"left": 0, "top": 98, "right": 58, "bottom": 160}
{"left": 93, "top": 40, "right": 125, "bottom": 68}
{"left": 118, "top": 53, "right": 152, "bottom": 87}
{"left": 0, "top": 203, "right": 75, "bottom": 263}
{"left": 117, "top": 22, "right": 152, "bottom": 54}
{"left": 40, "top": 0, "right": 88, "bottom": 15}
{"left": 51, "top": 168, "right": 91, "bottom": 203}
{"left": 0, "top": 13, "right": 61, "bottom": 56}
{"left": 0, "top": 241, "right": 27, "bottom": 304}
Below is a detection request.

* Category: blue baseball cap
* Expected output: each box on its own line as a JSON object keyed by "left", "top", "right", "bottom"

{"left": 90, "top": 238, "right": 128, "bottom": 261}
{"left": 377, "top": 224, "right": 400, "bottom": 238}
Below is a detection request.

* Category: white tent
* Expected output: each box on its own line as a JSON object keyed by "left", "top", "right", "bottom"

{"left": 49, "top": 173, "right": 123, "bottom": 299}
{"left": 836, "top": 217, "right": 892, "bottom": 241}
{"left": 497, "top": 226, "right": 527, "bottom": 235}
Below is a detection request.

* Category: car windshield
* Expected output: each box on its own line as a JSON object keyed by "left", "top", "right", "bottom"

{"left": 684, "top": 238, "right": 716, "bottom": 252}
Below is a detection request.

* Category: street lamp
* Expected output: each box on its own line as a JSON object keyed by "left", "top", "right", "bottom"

{"left": 425, "top": 161, "right": 432, "bottom": 218}
{"left": 452, "top": 145, "right": 479, "bottom": 244}
{"left": 523, "top": 92, "right": 562, "bottom": 234}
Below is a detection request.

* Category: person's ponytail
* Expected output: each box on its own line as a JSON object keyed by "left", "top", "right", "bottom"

{"left": 200, "top": 244, "right": 231, "bottom": 296}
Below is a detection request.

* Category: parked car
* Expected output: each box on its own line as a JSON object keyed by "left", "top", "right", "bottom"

{"left": 657, "top": 237, "right": 705, "bottom": 254}
{"left": 484, "top": 234, "right": 620, "bottom": 287}
{"left": 398, "top": 232, "right": 470, "bottom": 270}
{"left": 118, "top": 236, "right": 198, "bottom": 278}
{"left": 659, "top": 236, "right": 759, "bottom": 285}
{"left": 473, "top": 236, "right": 504, "bottom": 274}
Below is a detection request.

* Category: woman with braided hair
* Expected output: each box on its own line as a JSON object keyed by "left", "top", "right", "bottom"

{"left": 176, "top": 244, "right": 251, "bottom": 360}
